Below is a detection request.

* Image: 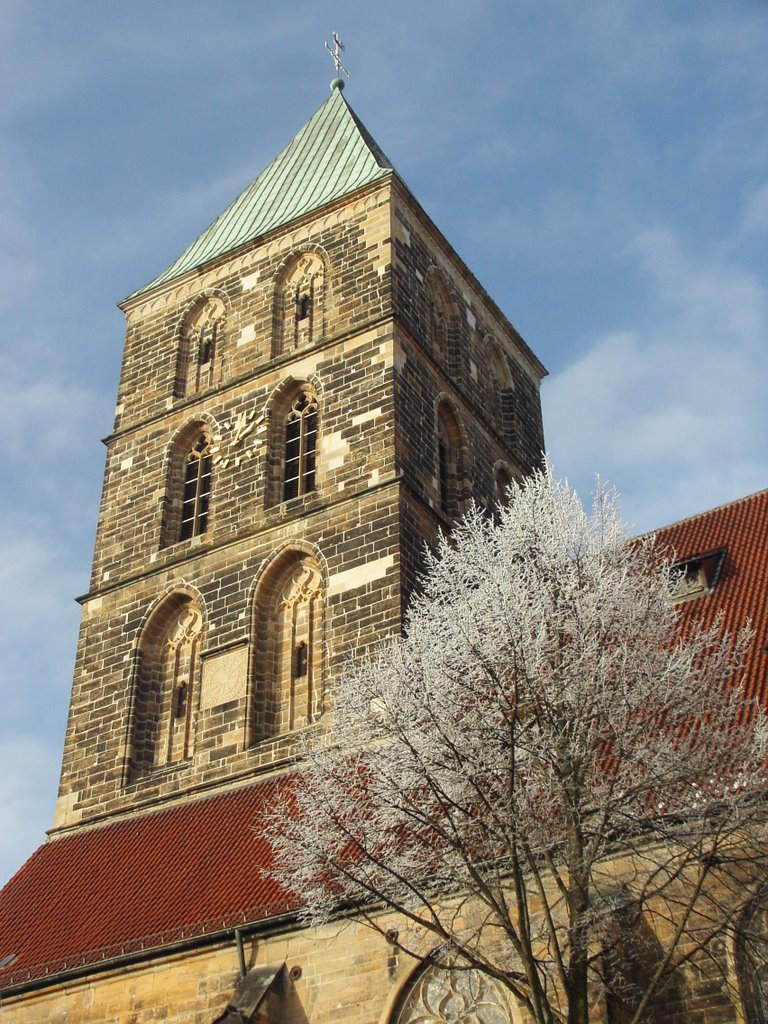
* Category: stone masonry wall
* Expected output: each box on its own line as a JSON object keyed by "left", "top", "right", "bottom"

{"left": 389, "top": 182, "right": 545, "bottom": 481}
{"left": 55, "top": 182, "right": 401, "bottom": 830}
{"left": 0, "top": 901, "right": 751, "bottom": 1024}
{"left": 0, "top": 916, "right": 418, "bottom": 1024}
{"left": 55, "top": 174, "right": 546, "bottom": 832}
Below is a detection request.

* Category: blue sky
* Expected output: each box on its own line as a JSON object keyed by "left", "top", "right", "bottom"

{"left": 1, "top": 0, "right": 766, "bottom": 886}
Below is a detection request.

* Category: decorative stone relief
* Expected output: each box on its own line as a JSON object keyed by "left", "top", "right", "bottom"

{"left": 280, "top": 564, "right": 322, "bottom": 609}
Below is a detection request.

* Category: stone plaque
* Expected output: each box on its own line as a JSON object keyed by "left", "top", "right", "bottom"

{"left": 201, "top": 646, "right": 248, "bottom": 710}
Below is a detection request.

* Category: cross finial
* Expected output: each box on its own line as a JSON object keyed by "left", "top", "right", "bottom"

{"left": 325, "top": 32, "right": 350, "bottom": 90}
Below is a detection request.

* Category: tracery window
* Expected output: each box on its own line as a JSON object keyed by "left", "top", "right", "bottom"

{"left": 426, "top": 268, "right": 460, "bottom": 376}
{"left": 129, "top": 594, "right": 203, "bottom": 779}
{"left": 392, "top": 963, "right": 513, "bottom": 1024}
{"left": 273, "top": 252, "right": 326, "bottom": 357}
{"left": 176, "top": 295, "right": 225, "bottom": 397}
{"left": 251, "top": 553, "right": 324, "bottom": 742}
{"left": 485, "top": 337, "right": 515, "bottom": 448}
{"left": 283, "top": 388, "right": 318, "bottom": 501}
{"left": 436, "top": 400, "right": 465, "bottom": 520}
{"left": 180, "top": 435, "right": 213, "bottom": 540}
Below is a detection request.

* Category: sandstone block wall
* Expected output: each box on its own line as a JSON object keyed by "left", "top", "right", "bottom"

{"left": 54, "top": 176, "right": 545, "bottom": 832}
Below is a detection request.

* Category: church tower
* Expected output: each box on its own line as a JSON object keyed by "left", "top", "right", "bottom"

{"left": 0, "top": 80, "right": 545, "bottom": 1020}
{"left": 53, "top": 79, "right": 545, "bottom": 832}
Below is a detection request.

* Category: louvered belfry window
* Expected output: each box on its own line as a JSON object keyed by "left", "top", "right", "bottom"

{"left": 283, "top": 389, "right": 318, "bottom": 501}
{"left": 180, "top": 436, "right": 212, "bottom": 540}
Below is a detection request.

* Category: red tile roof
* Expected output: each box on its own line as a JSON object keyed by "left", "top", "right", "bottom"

{"left": 3, "top": 487, "right": 768, "bottom": 993}
{"left": 0, "top": 776, "right": 296, "bottom": 992}
{"left": 651, "top": 487, "right": 768, "bottom": 719}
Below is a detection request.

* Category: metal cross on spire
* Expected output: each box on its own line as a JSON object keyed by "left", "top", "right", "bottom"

{"left": 325, "top": 32, "right": 350, "bottom": 89}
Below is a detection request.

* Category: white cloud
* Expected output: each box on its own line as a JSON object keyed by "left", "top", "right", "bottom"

{"left": 544, "top": 228, "right": 768, "bottom": 532}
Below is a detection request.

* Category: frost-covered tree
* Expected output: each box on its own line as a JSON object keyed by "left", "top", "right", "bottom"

{"left": 268, "top": 465, "right": 768, "bottom": 1024}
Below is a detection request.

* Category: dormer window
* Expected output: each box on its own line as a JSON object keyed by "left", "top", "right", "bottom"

{"left": 672, "top": 550, "right": 724, "bottom": 602}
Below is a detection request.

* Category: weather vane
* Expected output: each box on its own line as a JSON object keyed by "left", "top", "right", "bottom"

{"left": 325, "top": 32, "right": 350, "bottom": 87}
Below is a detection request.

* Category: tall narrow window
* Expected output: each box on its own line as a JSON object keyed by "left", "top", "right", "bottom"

{"left": 283, "top": 389, "right": 318, "bottom": 501}
{"left": 494, "top": 464, "right": 513, "bottom": 505}
{"left": 438, "top": 430, "right": 450, "bottom": 516}
{"left": 737, "top": 901, "right": 768, "bottom": 1023}
{"left": 176, "top": 295, "right": 225, "bottom": 398}
{"left": 199, "top": 321, "right": 217, "bottom": 365}
{"left": 294, "top": 641, "right": 308, "bottom": 678}
{"left": 251, "top": 553, "right": 324, "bottom": 742}
{"left": 273, "top": 251, "right": 326, "bottom": 357}
{"left": 426, "top": 267, "right": 460, "bottom": 376}
{"left": 436, "top": 401, "right": 464, "bottom": 521}
{"left": 180, "top": 436, "right": 212, "bottom": 540}
{"left": 485, "top": 337, "right": 515, "bottom": 449}
{"left": 129, "top": 594, "right": 203, "bottom": 779}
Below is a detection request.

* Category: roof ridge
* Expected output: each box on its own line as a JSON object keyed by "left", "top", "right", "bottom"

{"left": 636, "top": 485, "right": 768, "bottom": 540}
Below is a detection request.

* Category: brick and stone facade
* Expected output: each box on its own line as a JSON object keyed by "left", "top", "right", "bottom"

{"left": 2, "top": 82, "right": 768, "bottom": 1024}
{"left": 52, "top": 163, "right": 545, "bottom": 833}
{"left": 0, "top": 86, "right": 546, "bottom": 1022}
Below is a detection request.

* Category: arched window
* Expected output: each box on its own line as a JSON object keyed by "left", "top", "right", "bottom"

{"left": 180, "top": 434, "right": 213, "bottom": 540}
{"left": 175, "top": 295, "right": 226, "bottom": 398}
{"left": 283, "top": 387, "right": 318, "bottom": 501}
{"left": 426, "top": 268, "right": 460, "bottom": 376}
{"left": 737, "top": 901, "right": 768, "bottom": 1024}
{"left": 129, "top": 593, "right": 203, "bottom": 779}
{"left": 485, "top": 336, "right": 516, "bottom": 448}
{"left": 603, "top": 904, "right": 684, "bottom": 1024}
{"left": 494, "top": 463, "right": 513, "bottom": 505}
{"left": 160, "top": 423, "right": 215, "bottom": 548}
{"left": 436, "top": 400, "right": 465, "bottom": 521}
{"left": 251, "top": 551, "right": 324, "bottom": 742}
{"left": 273, "top": 252, "right": 326, "bottom": 358}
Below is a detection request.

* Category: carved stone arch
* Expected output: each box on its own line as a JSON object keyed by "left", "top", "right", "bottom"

{"left": 271, "top": 247, "right": 330, "bottom": 359}
{"left": 603, "top": 901, "right": 687, "bottom": 1024}
{"left": 160, "top": 417, "right": 219, "bottom": 548}
{"left": 249, "top": 544, "right": 327, "bottom": 743}
{"left": 246, "top": 539, "right": 330, "bottom": 609}
{"left": 174, "top": 290, "right": 229, "bottom": 398}
{"left": 264, "top": 376, "right": 323, "bottom": 509}
{"left": 735, "top": 899, "right": 768, "bottom": 1024}
{"left": 435, "top": 395, "right": 469, "bottom": 521}
{"left": 484, "top": 335, "right": 517, "bottom": 449}
{"left": 425, "top": 266, "right": 461, "bottom": 377}
{"left": 390, "top": 959, "right": 518, "bottom": 1024}
{"left": 127, "top": 586, "right": 206, "bottom": 781}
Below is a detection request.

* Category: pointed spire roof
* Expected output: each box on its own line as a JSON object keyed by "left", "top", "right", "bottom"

{"left": 127, "top": 85, "right": 394, "bottom": 300}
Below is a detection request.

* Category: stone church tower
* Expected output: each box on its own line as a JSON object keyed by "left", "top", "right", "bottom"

{"left": 0, "top": 81, "right": 545, "bottom": 1022}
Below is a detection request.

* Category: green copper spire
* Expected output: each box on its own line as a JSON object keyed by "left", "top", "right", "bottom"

{"left": 127, "top": 88, "right": 394, "bottom": 299}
